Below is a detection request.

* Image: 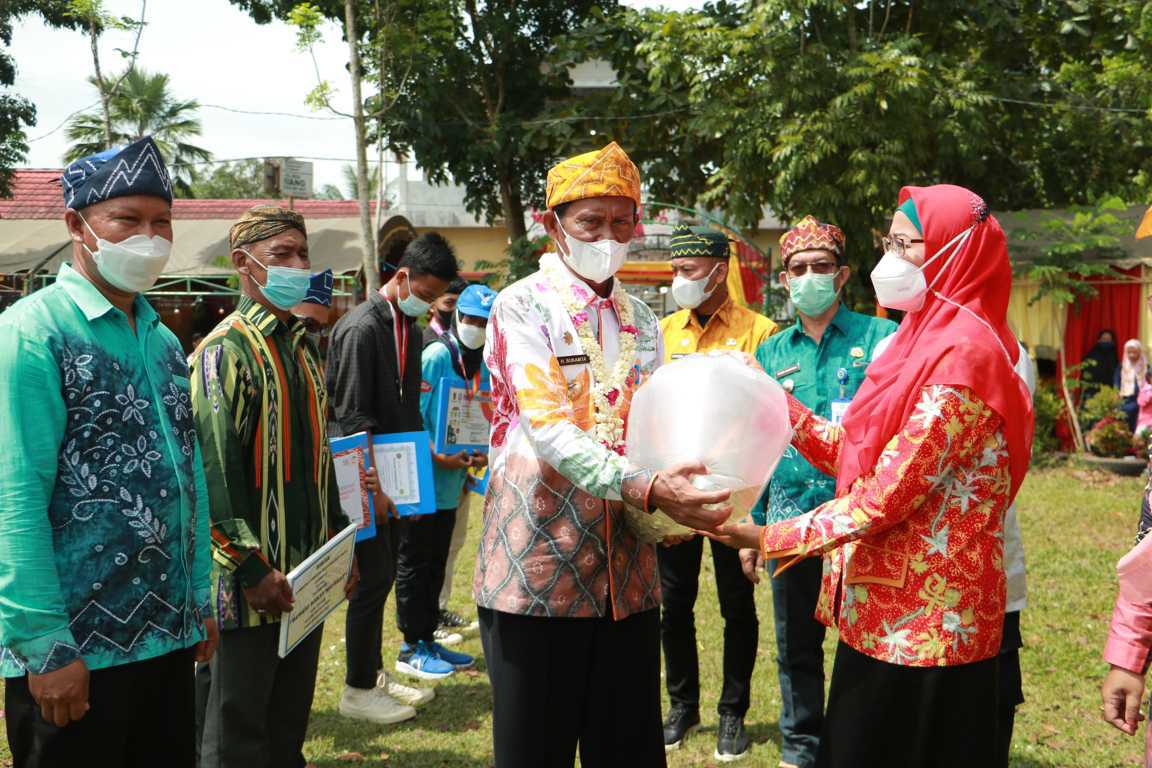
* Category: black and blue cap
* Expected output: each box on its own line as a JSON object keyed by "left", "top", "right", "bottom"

{"left": 61, "top": 136, "right": 173, "bottom": 210}
{"left": 302, "top": 269, "right": 334, "bottom": 307}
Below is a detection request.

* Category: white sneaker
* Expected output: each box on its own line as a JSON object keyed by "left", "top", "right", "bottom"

{"left": 433, "top": 628, "right": 464, "bottom": 646}
{"left": 377, "top": 670, "right": 435, "bottom": 707}
{"left": 338, "top": 685, "right": 417, "bottom": 724}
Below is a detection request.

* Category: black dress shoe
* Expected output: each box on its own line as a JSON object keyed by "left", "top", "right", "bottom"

{"left": 715, "top": 713, "right": 750, "bottom": 762}
{"left": 663, "top": 703, "right": 700, "bottom": 752}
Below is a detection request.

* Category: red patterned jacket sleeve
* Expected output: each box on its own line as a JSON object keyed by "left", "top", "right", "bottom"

{"left": 762, "top": 385, "right": 1003, "bottom": 571}
{"left": 786, "top": 391, "right": 842, "bottom": 476}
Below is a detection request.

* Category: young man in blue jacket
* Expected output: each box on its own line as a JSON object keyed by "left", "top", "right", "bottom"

{"left": 414, "top": 283, "right": 497, "bottom": 666}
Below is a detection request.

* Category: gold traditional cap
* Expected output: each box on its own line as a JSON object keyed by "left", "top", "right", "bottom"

{"left": 1138, "top": 206, "right": 1152, "bottom": 239}
{"left": 545, "top": 141, "right": 641, "bottom": 210}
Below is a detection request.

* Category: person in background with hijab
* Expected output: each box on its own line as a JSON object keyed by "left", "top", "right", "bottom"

{"left": 424, "top": 277, "right": 468, "bottom": 348}
{"left": 420, "top": 283, "right": 496, "bottom": 649}
{"left": 1082, "top": 329, "right": 1119, "bottom": 409}
{"left": 707, "top": 185, "right": 1034, "bottom": 767}
{"left": 1116, "top": 339, "right": 1149, "bottom": 432}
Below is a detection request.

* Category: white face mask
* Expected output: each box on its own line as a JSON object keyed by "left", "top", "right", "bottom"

{"left": 78, "top": 213, "right": 172, "bottom": 294}
{"left": 456, "top": 312, "right": 487, "bottom": 350}
{"left": 555, "top": 216, "right": 629, "bottom": 283}
{"left": 671, "top": 263, "right": 721, "bottom": 310}
{"left": 870, "top": 227, "right": 972, "bottom": 312}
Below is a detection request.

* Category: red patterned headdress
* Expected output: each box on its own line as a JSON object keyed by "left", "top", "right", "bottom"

{"left": 779, "top": 215, "right": 845, "bottom": 263}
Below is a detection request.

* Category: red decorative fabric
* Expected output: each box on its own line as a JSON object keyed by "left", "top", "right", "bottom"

{"left": 765, "top": 386, "right": 1011, "bottom": 666}
{"left": 1060, "top": 265, "right": 1141, "bottom": 378}
{"left": 837, "top": 185, "right": 1033, "bottom": 500}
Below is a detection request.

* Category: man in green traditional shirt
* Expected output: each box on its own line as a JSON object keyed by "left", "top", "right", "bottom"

{"left": 192, "top": 206, "right": 357, "bottom": 768}
{"left": 0, "top": 137, "right": 216, "bottom": 768}
{"left": 747, "top": 216, "right": 895, "bottom": 768}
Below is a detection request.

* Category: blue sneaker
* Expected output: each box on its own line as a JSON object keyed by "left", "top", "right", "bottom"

{"left": 430, "top": 641, "right": 475, "bottom": 670}
{"left": 395, "top": 641, "right": 455, "bottom": 680}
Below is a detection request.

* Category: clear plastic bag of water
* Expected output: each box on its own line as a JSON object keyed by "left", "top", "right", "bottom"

{"left": 623, "top": 352, "right": 793, "bottom": 543}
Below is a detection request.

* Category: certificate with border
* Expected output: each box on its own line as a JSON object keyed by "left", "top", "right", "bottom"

{"left": 330, "top": 432, "right": 376, "bottom": 542}
{"left": 278, "top": 523, "right": 357, "bottom": 658}
{"left": 371, "top": 431, "right": 436, "bottom": 517}
{"left": 433, "top": 376, "right": 492, "bottom": 455}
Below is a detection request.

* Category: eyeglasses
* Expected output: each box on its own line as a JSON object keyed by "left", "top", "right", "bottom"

{"left": 785, "top": 259, "right": 840, "bottom": 278}
{"left": 881, "top": 235, "right": 925, "bottom": 259}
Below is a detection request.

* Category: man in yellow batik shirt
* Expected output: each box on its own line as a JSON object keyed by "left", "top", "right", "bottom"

{"left": 657, "top": 224, "right": 777, "bottom": 762}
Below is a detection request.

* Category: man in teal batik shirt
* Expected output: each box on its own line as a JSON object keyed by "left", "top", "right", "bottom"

{"left": 0, "top": 137, "right": 215, "bottom": 768}
{"left": 748, "top": 216, "right": 895, "bottom": 768}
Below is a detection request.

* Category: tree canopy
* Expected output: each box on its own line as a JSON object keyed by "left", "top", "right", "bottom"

{"left": 608, "top": 0, "right": 1152, "bottom": 299}
{"left": 0, "top": 2, "right": 75, "bottom": 196}
{"left": 64, "top": 68, "right": 211, "bottom": 194}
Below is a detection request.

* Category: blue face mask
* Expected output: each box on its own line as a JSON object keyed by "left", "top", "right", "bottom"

{"left": 397, "top": 271, "right": 432, "bottom": 318}
{"left": 243, "top": 250, "right": 311, "bottom": 310}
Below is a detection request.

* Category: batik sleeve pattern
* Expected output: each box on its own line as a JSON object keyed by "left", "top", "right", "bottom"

{"left": 786, "top": 391, "right": 843, "bottom": 476}
{"left": 762, "top": 385, "right": 1002, "bottom": 567}
{"left": 0, "top": 334, "right": 81, "bottom": 674}
{"left": 487, "top": 296, "right": 633, "bottom": 501}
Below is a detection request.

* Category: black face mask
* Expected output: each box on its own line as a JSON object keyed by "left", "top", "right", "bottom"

{"left": 435, "top": 308, "right": 454, "bottom": 328}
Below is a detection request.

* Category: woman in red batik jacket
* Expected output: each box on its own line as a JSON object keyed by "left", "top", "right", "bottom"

{"left": 710, "top": 184, "right": 1034, "bottom": 768}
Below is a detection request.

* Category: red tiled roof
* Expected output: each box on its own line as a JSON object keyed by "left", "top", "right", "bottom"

{"left": 0, "top": 169, "right": 375, "bottom": 220}
{"left": 0, "top": 170, "right": 62, "bottom": 219}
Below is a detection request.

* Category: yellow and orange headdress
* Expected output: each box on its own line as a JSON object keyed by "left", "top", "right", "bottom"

{"left": 545, "top": 142, "right": 641, "bottom": 210}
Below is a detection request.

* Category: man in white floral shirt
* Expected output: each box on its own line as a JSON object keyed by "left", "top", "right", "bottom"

{"left": 474, "top": 142, "right": 731, "bottom": 768}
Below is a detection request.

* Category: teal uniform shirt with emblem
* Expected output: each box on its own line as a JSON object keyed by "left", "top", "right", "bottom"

{"left": 751, "top": 304, "right": 897, "bottom": 525}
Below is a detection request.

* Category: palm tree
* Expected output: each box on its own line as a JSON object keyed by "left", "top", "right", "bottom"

{"left": 64, "top": 69, "right": 212, "bottom": 194}
{"left": 342, "top": 163, "right": 380, "bottom": 201}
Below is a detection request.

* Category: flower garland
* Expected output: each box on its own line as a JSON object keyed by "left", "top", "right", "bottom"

{"left": 541, "top": 258, "right": 638, "bottom": 453}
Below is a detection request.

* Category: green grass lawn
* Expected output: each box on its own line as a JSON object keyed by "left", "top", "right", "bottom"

{"left": 1, "top": 466, "right": 1148, "bottom": 766}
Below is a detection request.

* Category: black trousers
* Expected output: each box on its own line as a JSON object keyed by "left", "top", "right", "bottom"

{"left": 395, "top": 508, "right": 458, "bottom": 645}
{"left": 816, "top": 641, "right": 999, "bottom": 768}
{"left": 199, "top": 622, "right": 323, "bottom": 768}
{"left": 658, "top": 535, "right": 758, "bottom": 717}
{"left": 769, "top": 555, "right": 827, "bottom": 768}
{"left": 996, "top": 611, "right": 1025, "bottom": 768}
{"left": 345, "top": 518, "right": 399, "bottom": 689}
{"left": 479, "top": 607, "right": 666, "bottom": 768}
{"left": 5, "top": 647, "right": 196, "bottom": 768}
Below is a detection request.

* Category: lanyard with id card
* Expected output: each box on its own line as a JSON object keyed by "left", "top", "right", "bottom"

{"left": 829, "top": 367, "right": 852, "bottom": 426}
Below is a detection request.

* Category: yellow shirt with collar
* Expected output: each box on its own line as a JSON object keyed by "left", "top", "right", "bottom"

{"left": 659, "top": 295, "right": 778, "bottom": 361}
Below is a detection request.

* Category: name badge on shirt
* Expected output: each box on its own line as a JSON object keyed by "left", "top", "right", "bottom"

{"left": 830, "top": 398, "right": 852, "bottom": 426}
{"left": 830, "top": 367, "right": 851, "bottom": 425}
{"left": 557, "top": 354, "right": 590, "bottom": 367}
{"left": 776, "top": 363, "right": 801, "bottom": 378}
